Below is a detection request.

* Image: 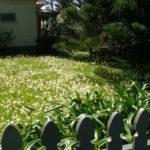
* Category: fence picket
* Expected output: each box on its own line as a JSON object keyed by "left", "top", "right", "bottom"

{"left": 41, "top": 120, "right": 60, "bottom": 150}
{"left": 1, "top": 124, "right": 22, "bottom": 150}
{"left": 76, "top": 115, "right": 94, "bottom": 150}
{"left": 1, "top": 109, "right": 150, "bottom": 150}
{"left": 107, "top": 112, "right": 123, "bottom": 150}
{"left": 133, "top": 108, "right": 149, "bottom": 150}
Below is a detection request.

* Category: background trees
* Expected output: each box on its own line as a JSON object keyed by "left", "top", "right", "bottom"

{"left": 51, "top": 0, "right": 150, "bottom": 62}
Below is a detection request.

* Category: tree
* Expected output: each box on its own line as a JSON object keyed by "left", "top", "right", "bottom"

{"left": 54, "top": 0, "right": 150, "bottom": 61}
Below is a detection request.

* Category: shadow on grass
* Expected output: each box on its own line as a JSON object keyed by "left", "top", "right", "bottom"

{"left": 0, "top": 46, "right": 59, "bottom": 58}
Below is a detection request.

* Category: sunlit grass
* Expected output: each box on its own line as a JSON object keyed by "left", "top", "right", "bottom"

{"left": 0, "top": 56, "right": 110, "bottom": 131}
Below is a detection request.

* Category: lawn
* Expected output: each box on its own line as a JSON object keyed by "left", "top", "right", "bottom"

{"left": 0, "top": 56, "right": 109, "bottom": 131}
{"left": 0, "top": 56, "right": 150, "bottom": 149}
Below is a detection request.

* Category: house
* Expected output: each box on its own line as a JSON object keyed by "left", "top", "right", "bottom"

{"left": 0, "top": 0, "right": 37, "bottom": 47}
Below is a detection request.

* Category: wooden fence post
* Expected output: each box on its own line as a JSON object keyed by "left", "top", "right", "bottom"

{"left": 41, "top": 120, "right": 61, "bottom": 150}
{"left": 76, "top": 115, "right": 94, "bottom": 150}
{"left": 1, "top": 124, "right": 22, "bottom": 150}
{"left": 133, "top": 108, "right": 149, "bottom": 150}
{"left": 107, "top": 112, "right": 123, "bottom": 150}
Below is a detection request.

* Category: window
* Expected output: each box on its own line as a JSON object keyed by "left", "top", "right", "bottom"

{"left": 0, "top": 13, "right": 16, "bottom": 22}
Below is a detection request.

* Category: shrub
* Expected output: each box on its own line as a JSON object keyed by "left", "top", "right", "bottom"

{"left": 71, "top": 51, "right": 91, "bottom": 61}
{"left": 94, "top": 64, "right": 144, "bottom": 83}
{"left": 0, "top": 30, "right": 15, "bottom": 48}
{"left": 94, "top": 65, "right": 126, "bottom": 82}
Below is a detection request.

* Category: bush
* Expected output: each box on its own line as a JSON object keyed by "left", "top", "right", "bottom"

{"left": 94, "top": 65, "right": 126, "bottom": 82}
{"left": 94, "top": 63, "right": 144, "bottom": 83}
{"left": 0, "top": 30, "right": 14, "bottom": 48}
{"left": 71, "top": 51, "right": 91, "bottom": 61}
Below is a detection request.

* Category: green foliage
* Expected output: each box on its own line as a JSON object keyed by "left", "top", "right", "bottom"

{"left": 0, "top": 56, "right": 149, "bottom": 149}
{"left": 94, "top": 65, "right": 126, "bottom": 82}
{"left": 131, "top": 22, "right": 148, "bottom": 39}
{"left": 55, "top": 0, "right": 103, "bottom": 56}
{"left": 53, "top": 35, "right": 81, "bottom": 55}
{"left": 71, "top": 51, "right": 91, "bottom": 61}
{"left": 63, "top": 5, "right": 79, "bottom": 21}
{"left": 103, "top": 22, "right": 130, "bottom": 38}
{"left": 112, "top": 0, "right": 137, "bottom": 16}
{"left": 19, "top": 120, "right": 42, "bottom": 150}
{"left": 72, "top": 36, "right": 108, "bottom": 57}
{"left": 0, "top": 30, "right": 15, "bottom": 48}
{"left": 83, "top": 36, "right": 104, "bottom": 51}
{"left": 130, "top": 22, "right": 150, "bottom": 60}
{"left": 94, "top": 57, "right": 147, "bottom": 83}
{"left": 79, "top": 4, "right": 97, "bottom": 21}
{"left": 0, "top": 56, "right": 103, "bottom": 131}
{"left": 78, "top": 2, "right": 102, "bottom": 37}
{"left": 18, "top": 81, "right": 150, "bottom": 149}
{"left": 64, "top": 82, "right": 150, "bottom": 147}
{"left": 54, "top": 0, "right": 150, "bottom": 61}
{"left": 101, "top": 22, "right": 134, "bottom": 54}
{"left": 132, "top": 22, "right": 148, "bottom": 32}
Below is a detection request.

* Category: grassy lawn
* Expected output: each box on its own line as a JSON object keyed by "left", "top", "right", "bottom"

{"left": 0, "top": 56, "right": 110, "bottom": 131}
{"left": 0, "top": 55, "right": 150, "bottom": 149}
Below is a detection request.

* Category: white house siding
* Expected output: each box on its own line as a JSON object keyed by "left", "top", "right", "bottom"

{"left": 0, "top": 0, "right": 37, "bottom": 47}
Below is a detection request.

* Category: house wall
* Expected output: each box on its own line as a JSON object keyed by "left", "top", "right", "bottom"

{"left": 0, "top": 0, "right": 37, "bottom": 47}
